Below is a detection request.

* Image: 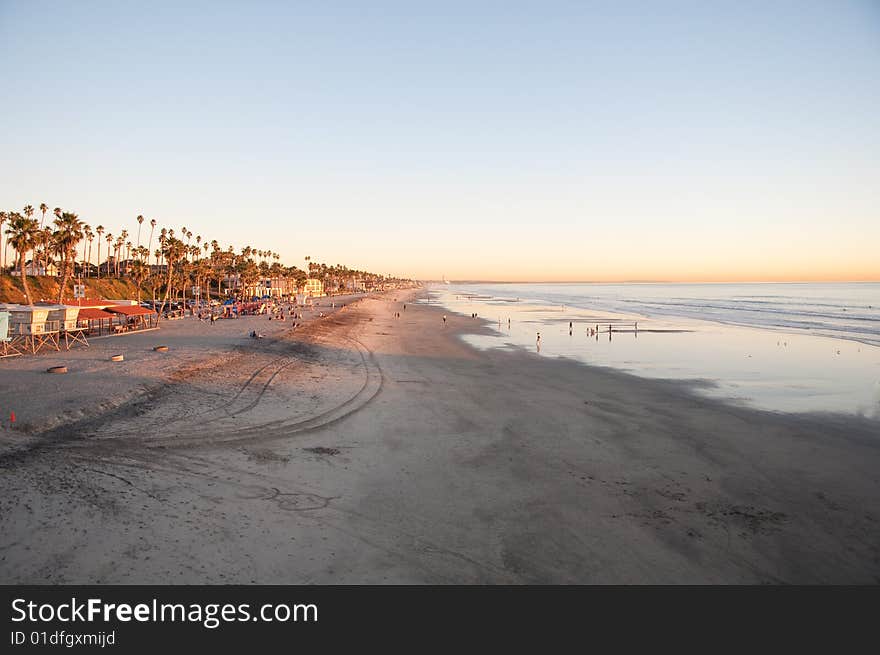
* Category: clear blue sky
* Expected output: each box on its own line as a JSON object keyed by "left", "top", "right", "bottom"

{"left": 2, "top": 0, "right": 878, "bottom": 280}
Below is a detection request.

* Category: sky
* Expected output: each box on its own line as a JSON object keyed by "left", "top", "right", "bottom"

{"left": 1, "top": 0, "right": 878, "bottom": 282}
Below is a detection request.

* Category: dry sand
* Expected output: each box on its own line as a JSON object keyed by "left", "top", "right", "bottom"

{"left": 1, "top": 289, "right": 879, "bottom": 583}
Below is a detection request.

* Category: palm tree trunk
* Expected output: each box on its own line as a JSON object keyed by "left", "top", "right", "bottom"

{"left": 57, "top": 249, "right": 72, "bottom": 304}
{"left": 19, "top": 249, "right": 34, "bottom": 305}
{"left": 157, "top": 261, "right": 174, "bottom": 319}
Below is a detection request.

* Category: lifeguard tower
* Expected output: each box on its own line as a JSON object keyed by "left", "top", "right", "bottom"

{"left": 0, "top": 310, "right": 22, "bottom": 358}
{"left": 43, "top": 304, "right": 88, "bottom": 350}
{"left": 5, "top": 305, "right": 61, "bottom": 354}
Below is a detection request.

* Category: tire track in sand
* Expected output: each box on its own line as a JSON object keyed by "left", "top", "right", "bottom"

{"left": 142, "top": 334, "right": 384, "bottom": 447}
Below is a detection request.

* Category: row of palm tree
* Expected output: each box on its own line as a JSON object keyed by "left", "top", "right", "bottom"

{"left": 1, "top": 207, "right": 85, "bottom": 305}
{"left": 2, "top": 204, "right": 408, "bottom": 308}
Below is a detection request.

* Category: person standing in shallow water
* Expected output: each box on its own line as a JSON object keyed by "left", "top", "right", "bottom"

{"left": 536, "top": 332, "right": 541, "bottom": 352}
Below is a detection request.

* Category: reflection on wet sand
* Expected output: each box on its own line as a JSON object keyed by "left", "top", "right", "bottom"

{"left": 430, "top": 288, "right": 880, "bottom": 417}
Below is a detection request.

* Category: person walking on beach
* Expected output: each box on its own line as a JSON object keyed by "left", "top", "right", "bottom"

{"left": 536, "top": 332, "right": 541, "bottom": 352}
{"left": 443, "top": 315, "right": 447, "bottom": 327}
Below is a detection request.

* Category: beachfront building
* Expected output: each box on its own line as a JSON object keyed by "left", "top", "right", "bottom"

{"left": 303, "top": 278, "right": 324, "bottom": 298}
{"left": 346, "top": 278, "right": 367, "bottom": 292}
{"left": 75, "top": 262, "right": 99, "bottom": 277}
{"left": 222, "top": 273, "right": 240, "bottom": 296}
{"left": 222, "top": 274, "right": 292, "bottom": 300}
{"left": 12, "top": 260, "right": 59, "bottom": 277}
{"left": 258, "top": 278, "right": 287, "bottom": 298}
{"left": 98, "top": 257, "right": 116, "bottom": 277}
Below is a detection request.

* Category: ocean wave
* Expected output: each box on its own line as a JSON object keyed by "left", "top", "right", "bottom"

{"left": 447, "top": 282, "right": 880, "bottom": 347}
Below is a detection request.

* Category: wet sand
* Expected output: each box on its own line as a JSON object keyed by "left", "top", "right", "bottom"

{"left": 1, "top": 289, "right": 879, "bottom": 583}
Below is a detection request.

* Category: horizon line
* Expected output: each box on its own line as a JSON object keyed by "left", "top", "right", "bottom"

{"left": 422, "top": 278, "right": 880, "bottom": 285}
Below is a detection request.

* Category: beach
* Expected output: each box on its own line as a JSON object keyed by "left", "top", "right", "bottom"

{"left": 1, "top": 289, "right": 879, "bottom": 584}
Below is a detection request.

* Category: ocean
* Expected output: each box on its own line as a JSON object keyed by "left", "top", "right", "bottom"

{"left": 424, "top": 282, "right": 880, "bottom": 418}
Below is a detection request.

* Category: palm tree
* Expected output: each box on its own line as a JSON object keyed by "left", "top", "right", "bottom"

{"left": 148, "top": 218, "right": 156, "bottom": 262}
{"left": 22, "top": 206, "right": 35, "bottom": 271}
{"left": 237, "top": 257, "right": 259, "bottom": 300}
{"left": 136, "top": 214, "right": 144, "bottom": 250}
{"left": 95, "top": 225, "right": 104, "bottom": 278}
{"left": 159, "top": 228, "right": 167, "bottom": 266}
{"left": 129, "top": 259, "right": 149, "bottom": 302}
{"left": 5, "top": 212, "right": 40, "bottom": 304}
{"left": 118, "top": 229, "right": 128, "bottom": 276}
{"left": 80, "top": 223, "right": 91, "bottom": 275}
{"left": 37, "top": 203, "right": 48, "bottom": 270}
{"left": 105, "top": 232, "right": 113, "bottom": 277}
{"left": 39, "top": 228, "right": 52, "bottom": 275}
{"left": 85, "top": 227, "right": 95, "bottom": 277}
{"left": 0, "top": 211, "right": 7, "bottom": 271}
{"left": 113, "top": 236, "right": 121, "bottom": 277}
{"left": 53, "top": 211, "right": 84, "bottom": 303}
{"left": 184, "top": 229, "right": 192, "bottom": 264}
{"left": 157, "top": 236, "right": 185, "bottom": 318}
